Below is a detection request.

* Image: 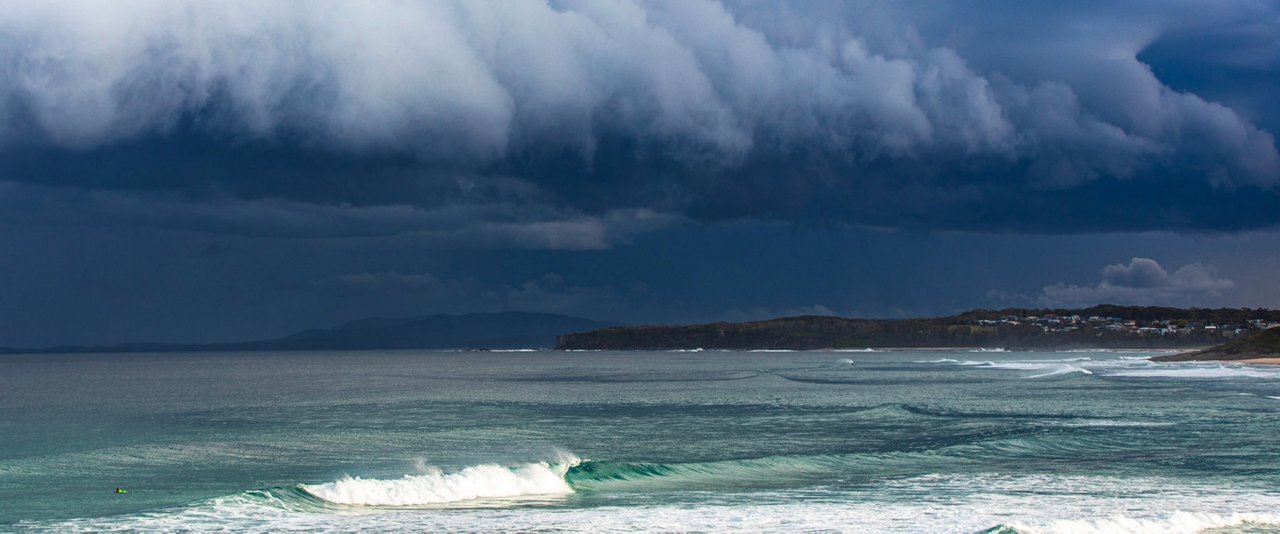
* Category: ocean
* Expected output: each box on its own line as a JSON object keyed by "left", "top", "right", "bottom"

{"left": 2, "top": 349, "right": 1279, "bottom": 533}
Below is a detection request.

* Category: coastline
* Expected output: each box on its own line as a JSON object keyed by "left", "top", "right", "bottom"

{"left": 1236, "top": 358, "right": 1280, "bottom": 365}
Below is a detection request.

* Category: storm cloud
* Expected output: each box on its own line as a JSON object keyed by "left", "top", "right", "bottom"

{"left": 2, "top": 1, "right": 1278, "bottom": 347}
{"left": 1, "top": 0, "right": 1277, "bottom": 236}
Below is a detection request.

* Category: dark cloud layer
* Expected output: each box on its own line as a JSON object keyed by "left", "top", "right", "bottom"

{"left": 1, "top": 0, "right": 1277, "bottom": 236}
{"left": 1, "top": 1, "right": 1278, "bottom": 347}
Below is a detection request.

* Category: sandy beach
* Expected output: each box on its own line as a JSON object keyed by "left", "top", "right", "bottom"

{"left": 1237, "top": 358, "right": 1280, "bottom": 365}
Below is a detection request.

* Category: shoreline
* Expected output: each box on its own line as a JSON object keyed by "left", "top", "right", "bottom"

{"left": 1235, "top": 358, "right": 1280, "bottom": 365}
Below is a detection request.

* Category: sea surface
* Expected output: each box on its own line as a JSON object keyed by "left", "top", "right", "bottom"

{"left": 2, "top": 349, "right": 1280, "bottom": 533}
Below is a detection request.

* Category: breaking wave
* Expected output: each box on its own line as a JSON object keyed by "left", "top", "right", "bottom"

{"left": 1107, "top": 366, "right": 1280, "bottom": 379}
{"left": 291, "top": 454, "right": 847, "bottom": 508}
{"left": 293, "top": 432, "right": 1210, "bottom": 507}
{"left": 1025, "top": 365, "right": 1093, "bottom": 379}
{"left": 301, "top": 458, "right": 578, "bottom": 506}
{"left": 921, "top": 355, "right": 1280, "bottom": 381}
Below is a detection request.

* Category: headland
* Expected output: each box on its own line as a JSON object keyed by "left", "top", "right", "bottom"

{"left": 1151, "top": 327, "right": 1280, "bottom": 363}
{"left": 556, "top": 305, "right": 1280, "bottom": 351}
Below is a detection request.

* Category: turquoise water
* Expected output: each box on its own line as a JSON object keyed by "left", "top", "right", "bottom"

{"left": 2, "top": 349, "right": 1280, "bottom": 532}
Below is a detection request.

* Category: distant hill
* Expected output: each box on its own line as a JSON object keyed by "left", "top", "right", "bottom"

{"left": 260, "top": 312, "right": 618, "bottom": 350}
{"left": 1, "top": 312, "right": 619, "bottom": 354}
{"left": 1152, "top": 328, "right": 1280, "bottom": 362}
{"left": 557, "top": 315, "right": 1059, "bottom": 351}
{"left": 556, "top": 306, "right": 1279, "bottom": 351}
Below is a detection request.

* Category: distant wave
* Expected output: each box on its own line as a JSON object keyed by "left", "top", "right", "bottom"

{"left": 1108, "top": 366, "right": 1280, "bottom": 379}
{"left": 1024, "top": 365, "right": 1093, "bottom": 379}
{"left": 921, "top": 356, "right": 1280, "bottom": 381}
{"left": 915, "top": 358, "right": 1097, "bottom": 378}
{"left": 1231, "top": 393, "right": 1280, "bottom": 400}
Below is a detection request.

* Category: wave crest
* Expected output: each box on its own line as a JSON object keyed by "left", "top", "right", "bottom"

{"left": 301, "top": 457, "right": 579, "bottom": 506}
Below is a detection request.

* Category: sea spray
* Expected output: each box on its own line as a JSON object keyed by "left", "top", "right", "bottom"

{"left": 302, "top": 456, "right": 580, "bottom": 506}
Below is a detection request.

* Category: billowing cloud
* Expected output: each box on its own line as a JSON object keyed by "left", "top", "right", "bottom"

{"left": 0, "top": 0, "right": 1276, "bottom": 236}
{"left": 1039, "top": 257, "right": 1235, "bottom": 307}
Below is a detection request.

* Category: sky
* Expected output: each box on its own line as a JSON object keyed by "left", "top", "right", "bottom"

{"left": 1, "top": 0, "right": 1278, "bottom": 346}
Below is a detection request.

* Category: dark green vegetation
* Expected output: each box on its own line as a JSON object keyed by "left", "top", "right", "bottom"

{"left": 1152, "top": 327, "right": 1280, "bottom": 361}
{"left": 0, "top": 312, "right": 618, "bottom": 353}
{"left": 959, "top": 305, "right": 1280, "bottom": 325}
{"left": 555, "top": 306, "right": 1280, "bottom": 351}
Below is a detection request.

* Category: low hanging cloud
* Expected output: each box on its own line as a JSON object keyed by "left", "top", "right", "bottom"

{"left": 1038, "top": 257, "right": 1235, "bottom": 307}
{"left": 724, "top": 304, "right": 837, "bottom": 322}
{"left": 309, "top": 271, "right": 619, "bottom": 319}
{"left": 0, "top": 179, "right": 679, "bottom": 248}
{"left": 0, "top": 0, "right": 1277, "bottom": 236}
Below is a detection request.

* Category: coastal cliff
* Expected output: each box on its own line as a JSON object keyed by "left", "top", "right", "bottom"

{"left": 1151, "top": 328, "right": 1280, "bottom": 362}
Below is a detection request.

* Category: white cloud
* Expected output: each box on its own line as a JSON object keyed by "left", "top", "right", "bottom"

{"left": 1038, "top": 257, "right": 1235, "bottom": 307}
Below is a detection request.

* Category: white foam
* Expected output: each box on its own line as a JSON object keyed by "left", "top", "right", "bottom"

{"left": 1018, "top": 511, "right": 1280, "bottom": 534}
{"left": 301, "top": 458, "right": 578, "bottom": 506}
{"left": 927, "top": 355, "right": 1280, "bottom": 381}
{"left": 1037, "top": 419, "right": 1174, "bottom": 428}
{"left": 1108, "top": 366, "right": 1280, "bottom": 379}
{"left": 959, "top": 361, "right": 1090, "bottom": 375}
{"left": 1026, "top": 365, "right": 1094, "bottom": 379}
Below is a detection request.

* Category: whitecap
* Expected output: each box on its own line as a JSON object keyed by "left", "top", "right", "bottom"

{"left": 1108, "top": 366, "right": 1280, "bottom": 379}
{"left": 1025, "top": 365, "right": 1094, "bottom": 379}
{"left": 301, "top": 457, "right": 579, "bottom": 506}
